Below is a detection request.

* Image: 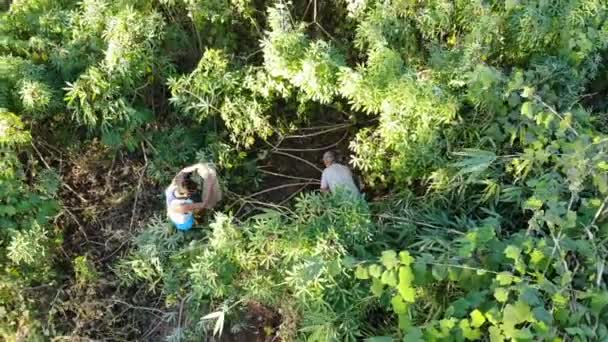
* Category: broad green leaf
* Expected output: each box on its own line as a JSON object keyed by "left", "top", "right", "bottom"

{"left": 432, "top": 264, "right": 448, "bottom": 280}
{"left": 452, "top": 298, "right": 471, "bottom": 317}
{"left": 533, "top": 306, "right": 553, "bottom": 324}
{"left": 521, "top": 87, "right": 535, "bottom": 98}
{"left": 399, "top": 266, "right": 414, "bottom": 287}
{"left": 484, "top": 308, "right": 500, "bottom": 325}
{"left": 504, "top": 245, "right": 521, "bottom": 260}
{"left": 369, "top": 264, "right": 382, "bottom": 278}
{"left": 524, "top": 196, "right": 543, "bottom": 210}
{"left": 439, "top": 318, "right": 456, "bottom": 332}
{"left": 459, "top": 319, "right": 481, "bottom": 340}
{"left": 470, "top": 309, "right": 486, "bottom": 328}
{"left": 355, "top": 265, "right": 369, "bottom": 279}
{"left": 521, "top": 101, "right": 534, "bottom": 118}
{"left": 503, "top": 301, "right": 531, "bottom": 327}
{"left": 552, "top": 293, "right": 568, "bottom": 308}
{"left": 398, "top": 314, "right": 411, "bottom": 330}
{"left": 381, "top": 250, "right": 399, "bottom": 269}
{"left": 489, "top": 326, "right": 504, "bottom": 342}
{"left": 496, "top": 272, "right": 514, "bottom": 286}
{"left": 371, "top": 278, "right": 384, "bottom": 296}
{"left": 399, "top": 251, "right": 414, "bottom": 265}
{"left": 519, "top": 287, "right": 541, "bottom": 306}
{"left": 391, "top": 294, "right": 407, "bottom": 314}
{"left": 403, "top": 327, "right": 424, "bottom": 342}
{"left": 590, "top": 291, "right": 608, "bottom": 315}
{"left": 529, "top": 249, "right": 544, "bottom": 264}
{"left": 509, "top": 327, "right": 533, "bottom": 340}
{"left": 381, "top": 270, "right": 397, "bottom": 286}
{"left": 453, "top": 149, "right": 497, "bottom": 175}
{"left": 400, "top": 286, "right": 416, "bottom": 303}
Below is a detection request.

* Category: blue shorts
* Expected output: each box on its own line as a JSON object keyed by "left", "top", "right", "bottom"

{"left": 173, "top": 215, "right": 194, "bottom": 231}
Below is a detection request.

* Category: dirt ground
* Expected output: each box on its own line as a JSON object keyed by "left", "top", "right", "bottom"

{"left": 30, "top": 111, "right": 361, "bottom": 341}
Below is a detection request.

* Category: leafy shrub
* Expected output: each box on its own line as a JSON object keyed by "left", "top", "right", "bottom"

{"left": 121, "top": 192, "right": 374, "bottom": 340}
{"left": 0, "top": 111, "right": 59, "bottom": 340}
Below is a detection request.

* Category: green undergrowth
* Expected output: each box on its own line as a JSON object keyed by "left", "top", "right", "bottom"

{"left": 1, "top": 0, "right": 608, "bottom": 341}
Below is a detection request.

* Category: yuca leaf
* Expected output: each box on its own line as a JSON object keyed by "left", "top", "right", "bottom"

{"left": 453, "top": 149, "right": 497, "bottom": 176}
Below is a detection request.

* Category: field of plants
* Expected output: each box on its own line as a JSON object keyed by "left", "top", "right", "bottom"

{"left": 2, "top": 0, "right": 608, "bottom": 341}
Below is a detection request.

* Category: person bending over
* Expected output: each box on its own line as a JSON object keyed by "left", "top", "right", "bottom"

{"left": 320, "top": 151, "right": 360, "bottom": 196}
{"left": 165, "top": 163, "right": 222, "bottom": 230}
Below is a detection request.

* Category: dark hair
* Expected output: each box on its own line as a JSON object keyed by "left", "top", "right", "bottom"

{"left": 174, "top": 172, "right": 197, "bottom": 198}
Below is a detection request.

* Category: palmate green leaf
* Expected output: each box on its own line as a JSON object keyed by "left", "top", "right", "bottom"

{"left": 403, "top": 328, "right": 424, "bottom": 342}
{"left": 532, "top": 306, "right": 552, "bottom": 324}
{"left": 489, "top": 326, "right": 505, "bottom": 342}
{"left": 590, "top": 291, "right": 608, "bottom": 315}
{"left": 459, "top": 319, "right": 481, "bottom": 340}
{"left": 496, "top": 272, "right": 514, "bottom": 286}
{"left": 399, "top": 285, "right": 415, "bottom": 303}
{"left": 503, "top": 301, "right": 532, "bottom": 327}
{"left": 520, "top": 101, "right": 534, "bottom": 118}
{"left": 469, "top": 309, "right": 486, "bottom": 328}
{"left": 519, "top": 287, "right": 541, "bottom": 306}
{"left": 523, "top": 196, "right": 543, "bottom": 210}
{"left": 371, "top": 278, "right": 384, "bottom": 296}
{"left": 529, "top": 249, "right": 545, "bottom": 264}
{"left": 453, "top": 149, "right": 497, "bottom": 176}
{"left": 369, "top": 264, "right": 383, "bottom": 278}
{"left": 504, "top": 245, "right": 521, "bottom": 260}
{"left": 399, "top": 266, "right": 414, "bottom": 287}
{"left": 391, "top": 294, "right": 407, "bottom": 314}
{"left": 381, "top": 269, "right": 398, "bottom": 286}
{"left": 503, "top": 326, "right": 533, "bottom": 340}
{"left": 355, "top": 265, "right": 369, "bottom": 279}
{"left": 381, "top": 250, "right": 399, "bottom": 269}
{"left": 439, "top": 318, "right": 456, "bottom": 332}
{"left": 399, "top": 251, "right": 414, "bottom": 265}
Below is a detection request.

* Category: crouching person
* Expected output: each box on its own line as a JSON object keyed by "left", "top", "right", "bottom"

{"left": 165, "top": 163, "right": 222, "bottom": 231}
{"left": 320, "top": 151, "right": 361, "bottom": 196}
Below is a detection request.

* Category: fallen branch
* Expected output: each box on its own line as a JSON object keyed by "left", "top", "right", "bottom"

{"left": 111, "top": 298, "right": 167, "bottom": 316}
{"left": 226, "top": 190, "right": 296, "bottom": 217}
{"left": 279, "top": 182, "right": 313, "bottom": 206}
{"left": 129, "top": 142, "right": 148, "bottom": 231}
{"left": 259, "top": 169, "right": 320, "bottom": 183}
{"left": 271, "top": 151, "right": 323, "bottom": 173}
{"left": 245, "top": 182, "right": 314, "bottom": 199}
{"left": 63, "top": 207, "right": 89, "bottom": 242}
{"left": 283, "top": 123, "right": 352, "bottom": 139}
{"left": 276, "top": 129, "right": 349, "bottom": 152}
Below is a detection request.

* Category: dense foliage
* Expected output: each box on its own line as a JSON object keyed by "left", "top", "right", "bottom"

{"left": 1, "top": 0, "right": 607, "bottom": 341}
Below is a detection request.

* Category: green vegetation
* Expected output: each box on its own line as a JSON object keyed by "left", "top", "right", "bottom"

{"left": 1, "top": 0, "right": 608, "bottom": 341}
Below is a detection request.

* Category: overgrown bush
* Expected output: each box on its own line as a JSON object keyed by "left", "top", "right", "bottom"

{"left": 121, "top": 192, "right": 374, "bottom": 340}
{"left": 2, "top": 0, "right": 608, "bottom": 340}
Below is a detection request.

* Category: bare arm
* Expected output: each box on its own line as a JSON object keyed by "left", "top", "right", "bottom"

{"left": 170, "top": 202, "right": 206, "bottom": 214}
{"left": 201, "top": 180, "right": 212, "bottom": 208}
{"left": 320, "top": 170, "right": 330, "bottom": 192}
{"left": 180, "top": 163, "right": 204, "bottom": 174}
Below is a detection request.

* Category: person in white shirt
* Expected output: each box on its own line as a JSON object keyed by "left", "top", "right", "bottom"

{"left": 165, "top": 163, "right": 222, "bottom": 230}
{"left": 320, "top": 151, "right": 360, "bottom": 196}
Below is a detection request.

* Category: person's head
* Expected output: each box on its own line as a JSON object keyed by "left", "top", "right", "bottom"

{"left": 174, "top": 172, "right": 197, "bottom": 198}
{"left": 322, "top": 151, "right": 336, "bottom": 168}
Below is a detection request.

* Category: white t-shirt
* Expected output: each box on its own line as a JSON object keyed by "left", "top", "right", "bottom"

{"left": 320, "top": 163, "right": 360, "bottom": 195}
{"left": 195, "top": 164, "right": 222, "bottom": 209}
{"left": 165, "top": 185, "right": 193, "bottom": 224}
